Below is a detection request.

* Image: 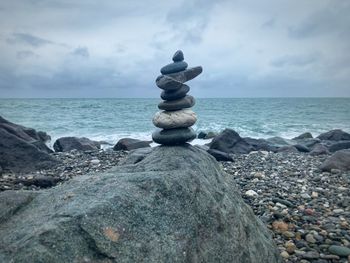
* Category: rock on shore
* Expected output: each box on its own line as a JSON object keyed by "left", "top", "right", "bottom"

{"left": 0, "top": 116, "right": 59, "bottom": 173}
{"left": 0, "top": 145, "right": 281, "bottom": 263}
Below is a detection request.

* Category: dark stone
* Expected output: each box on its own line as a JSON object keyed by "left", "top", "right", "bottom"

{"left": 328, "top": 245, "right": 350, "bottom": 257}
{"left": 156, "top": 75, "right": 184, "bottom": 91}
{"left": 172, "top": 50, "right": 184, "bottom": 62}
{"left": 317, "top": 129, "right": 350, "bottom": 141}
{"left": 292, "top": 132, "right": 313, "bottom": 140}
{"left": 266, "top": 137, "right": 293, "bottom": 148}
{"left": 209, "top": 129, "right": 254, "bottom": 154}
{"left": 204, "top": 131, "right": 217, "bottom": 139}
{"left": 320, "top": 149, "right": 350, "bottom": 171}
{"left": 198, "top": 131, "right": 207, "bottom": 139}
{"left": 0, "top": 115, "right": 52, "bottom": 154}
{"left": 0, "top": 146, "right": 281, "bottom": 263}
{"left": 15, "top": 175, "right": 61, "bottom": 188}
{"left": 160, "top": 61, "right": 188, "bottom": 75}
{"left": 152, "top": 128, "right": 196, "bottom": 145}
{"left": 310, "top": 144, "right": 329, "bottom": 156}
{"left": 158, "top": 95, "right": 195, "bottom": 111}
{"left": 161, "top": 84, "right": 189, "bottom": 101}
{"left": 293, "top": 138, "right": 320, "bottom": 148}
{"left": 0, "top": 117, "right": 60, "bottom": 173}
{"left": 294, "top": 144, "right": 310, "bottom": 152}
{"left": 113, "top": 138, "right": 151, "bottom": 151}
{"left": 167, "top": 66, "right": 203, "bottom": 83}
{"left": 53, "top": 137, "right": 101, "bottom": 152}
{"left": 207, "top": 149, "right": 233, "bottom": 161}
{"left": 328, "top": 141, "right": 350, "bottom": 152}
{"left": 277, "top": 146, "right": 298, "bottom": 153}
{"left": 244, "top": 137, "right": 278, "bottom": 152}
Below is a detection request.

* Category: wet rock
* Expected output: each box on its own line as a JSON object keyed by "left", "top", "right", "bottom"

{"left": 209, "top": 129, "right": 254, "bottom": 154}
{"left": 317, "top": 129, "right": 350, "bottom": 141}
{"left": 328, "top": 141, "right": 350, "bottom": 152}
{"left": 53, "top": 137, "right": 101, "bottom": 152}
{"left": 310, "top": 144, "right": 329, "bottom": 156}
{"left": 293, "top": 132, "right": 313, "bottom": 140}
{"left": 113, "top": 138, "right": 151, "bottom": 151}
{"left": 320, "top": 149, "right": 350, "bottom": 171}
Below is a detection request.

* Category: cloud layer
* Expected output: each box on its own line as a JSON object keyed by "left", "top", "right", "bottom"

{"left": 0, "top": 0, "right": 349, "bottom": 98}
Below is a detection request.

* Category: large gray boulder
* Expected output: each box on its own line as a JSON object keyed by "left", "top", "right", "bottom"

{"left": 0, "top": 145, "right": 281, "bottom": 263}
{"left": 320, "top": 149, "right": 350, "bottom": 171}
{"left": 328, "top": 141, "right": 350, "bottom": 152}
{"left": 0, "top": 116, "right": 59, "bottom": 173}
{"left": 209, "top": 129, "right": 254, "bottom": 154}
{"left": 53, "top": 136, "right": 101, "bottom": 152}
{"left": 317, "top": 129, "right": 350, "bottom": 141}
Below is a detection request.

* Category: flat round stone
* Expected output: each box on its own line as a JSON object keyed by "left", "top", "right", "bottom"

{"left": 158, "top": 95, "right": 195, "bottom": 111}
{"left": 152, "top": 128, "right": 196, "bottom": 145}
{"left": 156, "top": 75, "right": 183, "bottom": 91}
{"left": 166, "top": 66, "right": 202, "bottom": 83}
{"left": 153, "top": 109, "right": 197, "bottom": 129}
{"left": 160, "top": 61, "right": 188, "bottom": 75}
{"left": 172, "top": 50, "right": 184, "bottom": 62}
{"left": 161, "top": 85, "right": 189, "bottom": 101}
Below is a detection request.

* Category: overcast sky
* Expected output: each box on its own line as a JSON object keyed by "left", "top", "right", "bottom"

{"left": 0, "top": 0, "right": 349, "bottom": 98}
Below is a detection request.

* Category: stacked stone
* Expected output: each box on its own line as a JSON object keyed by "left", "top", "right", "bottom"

{"left": 152, "top": 50, "right": 202, "bottom": 145}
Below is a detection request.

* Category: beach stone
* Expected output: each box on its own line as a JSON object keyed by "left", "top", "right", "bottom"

{"left": 328, "top": 245, "right": 350, "bottom": 257}
{"left": 244, "top": 137, "right": 278, "bottom": 152}
{"left": 156, "top": 75, "right": 184, "bottom": 91}
{"left": 153, "top": 109, "right": 197, "bottom": 129}
{"left": 293, "top": 132, "right": 313, "bottom": 140}
{"left": 320, "top": 149, "right": 350, "bottom": 171}
{"left": 207, "top": 149, "right": 233, "bottom": 162}
{"left": 294, "top": 144, "right": 310, "bottom": 152}
{"left": 161, "top": 84, "right": 189, "bottom": 101}
{"left": 329, "top": 141, "right": 350, "bottom": 152}
{"left": 0, "top": 115, "right": 52, "bottom": 154}
{"left": 0, "top": 145, "right": 281, "bottom": 262}
{"left": 0, "top": 118, "right": 60, "bottom": 173}
{"left": 113, "top": 138, "right": 151, "bottom": 151}
{"left": 53, "top": 137, "right": 101, "bottom": 152}
{"left": 266, "top": 137, "right": 294, "bottom": 148}
{"left": 277, "top": 145, "right": 298, "bottom": 153}
{"left": 167, "top": 66, "right": 203, "bottom": 83}
{"left": 310, "top": 143, "right": 329, "bottom": 156}
{"left": 172, "top": 50, "right": 184, "bottom": 62}
{"left": 152, "top": 128, "right": 196, "bottom": 145}
{"left": 209, "top": 129, "right": 254, "bottom": 154}
{"left": 158, "top": 95, "right": 195, "bottom": 111}
{"left": 317, "top": 129, "right": 350, "bottom": 141}
{"left": 160, "top": 61, "right": 188, "bottom": 74}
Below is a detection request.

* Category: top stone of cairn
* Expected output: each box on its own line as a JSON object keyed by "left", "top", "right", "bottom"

{"left": 172, "top": 50, "right": 184, "bottom": 62}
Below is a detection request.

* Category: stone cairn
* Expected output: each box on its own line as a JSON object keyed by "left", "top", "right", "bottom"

{"left": 152, "top": 50, "right": 202, "bottom": 145}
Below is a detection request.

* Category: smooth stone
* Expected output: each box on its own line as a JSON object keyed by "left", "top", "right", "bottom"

{"left": 328, "top": 245, "right": 350, "bottom": 257}
{"left": 153, "top": 109, "right": 197, "bottom": 129}
{"left": 161, "top": 85, "right": 189, "bottom": 101}
{"left": 152, "top": 128, "right": 196, "bottom": 145}
{"left": 156, "top": 75, "right": 183, "bottom": 91}
{"left": 160, "top": 61, "right": 188, "bottom": 74}
{"left": 166, "top": 66, "right": 203, "bottom": 83}
{"left": 158, "top": 95, "right": 195, "bottom": 111}
{"left": 172, "top": 50, "right": 184, "bottom": 62}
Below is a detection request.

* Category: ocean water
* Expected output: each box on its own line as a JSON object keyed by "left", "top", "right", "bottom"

{"left": 0, "top": 98, "right": 349, "bottom": 146}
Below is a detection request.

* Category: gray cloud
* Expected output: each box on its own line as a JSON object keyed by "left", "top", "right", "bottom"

{"left": 71, "top": 47, "right": 89, "bottom": 58}
{"left": 0, "top": 0, "right": 349, "bottom": 98}
{"left": 16, "top": 50, "right": 38, "bottom": 60}
{"left": 288, "top": 1, "right": 350, "bottom": 39}
{"left": 7, "top": 33, "right": 54, "bottom": 47}
{"left": 271, "top": 53, "right": 320, "bottom": 68}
